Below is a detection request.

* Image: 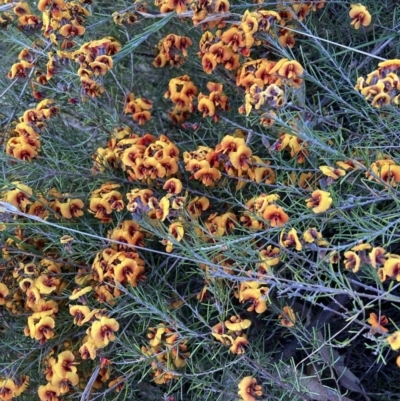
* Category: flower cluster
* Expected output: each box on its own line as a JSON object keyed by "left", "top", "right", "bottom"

{"left": 211, "top": 316, "right": 251, "bottom": 354}
{"left": 164, "top": 75, "right": 198, "bottom": 124}
{"left": 153, "top": 33, "right": 193, "bottom": 68}
{"left": 142, "top": 324, "right": 190, "bottom": 384}
{"left": 237, "top": 58, "right": 304, "bottom": 117}
{"left": 89, "top": 183, "right": 124, "bottom": 222}
{"left": 5, "top": 100, "right": 59, "bottom": 161}
{"left": 355, "top": 59, "right": 400, "bottom": 108}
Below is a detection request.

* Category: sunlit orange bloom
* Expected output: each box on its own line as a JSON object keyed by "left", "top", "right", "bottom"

{"left": 238, "top": 376, "right": 263, "bottom": 401}
{"left": 387, "top": 331, "right": 400, "bottom": 350}
{"left": 34, "top": 316, "right": 55, "bottom": 343}
{"left": 114, "top": 259, "right": 144, "bottom": 286}
{"left": 369, "top": 247, "right": 386, "bottom": 269}
{"left": 229, "top": 144, "right": 252, "bottom": 171}
{"left": 319, "top": 166, "right": 346, "bottom": 180}
{"left": 280, "top": 228, "right": 302, "bottom": 251}
{"left": 186, "top": 196, "right": 210, "bottom": 218}
{"left": 58, "top": 198, "right": 84, "bottom": 219}
{"left": 0, "top": 283, "right": 9, "bottom": 306}
{"left": 59, "top": 22, "right": 86, "bottom": 37}
{"left": 367, "top": 312, "right": 389, "bottom": 334}
{"left": 344, "top": 251, "right": 361, "bottom": 273}
{"left": 5, "top": 183, "right": 33, "bottom": 211}
{"left": 201, "top": 53, "right": 218, "bottom": 75}
{"left": 193, "top": 161, "right": 221, "bottom": 186}
{"left": 279, "top": 306, "right": 296, "bottom": 327}
{"left": 306, "top": 190, "right": 332, "bottom": 213}
{"left": 383, "top": 258, "right": 400, "bottom": 281}
{"left": 198, "top": 97, "right": 216, "bottom": 117}
{"left": 277, "top": 60, "right": 304, "bottom": 79}
{"left": 70, "top": 305, "right": 91, "bottom": 326}
{"left": 292, "top": 3, "right": 312, "bottom": 21}
{"left": 133, "top": 111, "right": 152, "bottom": 125}
{"left": 90, "top": 317, "right": 119, "bottom": 346}
{"left": 53, "top": 351, "right": 78, "bottom": 378}
{"left": 38, "top": 383, "right": 60, "bottom": 401}
{"left": 378, "top": 164, "right": 400, "bottom": 186}
{"left": 14, "top": 2, "right": 31, "bottom": 16}
{"left": 163, "top": 178, "right": 183, "bottom": 194}
{"left": 262, "top": 205, "right": 289, "bottom": 227}
{"left": 89, "top": 198, "right": 113, "bottom": 221}
{"left": 0, "top": 379, "right": 16, "bottom": 401}
{"left": 34, "top": 275, "right": 60, "bottom": 294}
{"left": 349, "top": 4, "right": 371, "bottom": 29}
{"left": 51, "top": 371, "right": 79, "bottom": 395}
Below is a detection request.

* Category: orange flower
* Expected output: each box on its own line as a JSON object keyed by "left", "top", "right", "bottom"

{"left": 230, "top": 336, "right": 249, "bottom": 354}
{"left": 163, "top": 178, "right": 183, "bottom": 194}
{"left": 238, "top": 376, "right": 263, "bottom": 401}
{"left": 306, "top": 190, "right": 332, "bottom": 213}
{"left": 53, "top": 351, "right": 79, "bottom": 378}
{"left": 367, "top": 312, "right": 389, "bottom": 334}
{"left": 198, "top": 97, "right": 216, "bottom": 117}
{"left": 229, "top": 144, "right": 252, "bottom": 171}
{"left": 38, "top": 383, "right": 60, "bottom": 401}
{"left": 383, "top": 257, "right": 400, "bottom": 281}
{"left": 279, "top": 306, "right": 296, "bottom": 327}
{"left": 51, "top": 372, "right": 79, "bottom": 395}
{"left": 369, "top": 247, "right": 386, "bottom": 269}
{"left": 59, "top": 198, "right": 84, "bottom": 219}
{"left": 0, "top": 283, "right": 9, "bottom": 305}
{"left": 33, "top": 316, "right": 56, "bottom": 343}
{"left": 201, "top": 53, "right": 217, "bottom": 75}
{"left": 69, "top": 305, "right": 91, "bottom": 326}
{"left": 277, "top": 60, "right": 304, "bottom": 79}
{"left": 262, "top": 205, "right": 289, "bottom": 227}
{"left": 349, "top": 4, "right": 371, "bottom": 29}
{"left": 0, "top": 379, "right": 16, "bottom": 401}
{"left": 90, "top": 316, "right": 119, "bottom": 346}
{"left": 193, "top": 161, "right": 221, "bottom": 186}
{"left": 344, "top": 251, "right": 361, "bottom": 273}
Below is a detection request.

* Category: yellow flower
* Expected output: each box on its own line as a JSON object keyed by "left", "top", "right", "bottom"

{"left": 38, "top": 383, "right": 60, "bottom": 401}
{"left": 238, "top": 376, "right": 263, "bottom": 401}
{"left": 0, "top": 283, "right": 9, "bottom": 305}
{"left": 383, "top": 258, "right": 400, "bottom": 281}
{"left": 344, "top": 251, "right": 361, "bottom": 273}
{"left": 319, "top": 166, "right": 346, "bottom": 180}
{"left": 349, "top": 4, "right": 372, "bottom": 29}
{"left": 262, "top": 204, "right": 289, "bottom": 227}
{"left": 306, "top": 190, "right": 332, "bottom": 213}
{"left": 90, "top": 316, "right": 119, "bottom": 347}
{"left": 387, "top": 331, "right": 400, "bottom": 350}
{"left": 280, "top": 228, "right": 302, "bottom": 251}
